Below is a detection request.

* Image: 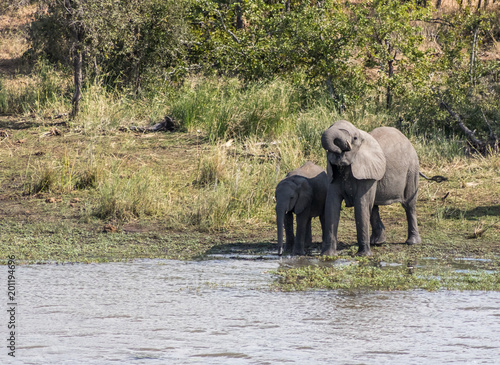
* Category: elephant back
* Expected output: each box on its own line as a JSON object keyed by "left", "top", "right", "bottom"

{"left": 284, "top": 161, "right": 327, "bottom": 216}
{"left": 370, "top": 127, "right": 419, "bottom": 205}
{"left": 370, "top": 127, "right": 418, "bottom": 170}
{"left": 286, "top": 161, "right": 325, "bottom": 179}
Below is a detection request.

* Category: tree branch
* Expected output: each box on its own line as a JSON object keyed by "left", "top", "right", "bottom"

{"left": 469, "top": 24, "right": 480, "bottom": 95}
{"left": 437, "top": 93, "right": 484, "bottom": 147}
{"left": 214, "top": 9, "right": 240, "bottom": 44}
{"left": 424, "top": 18, "right": 455, "bottom": 27}
{"left": 481, "top": 109, "right": 498, "bottom": 142}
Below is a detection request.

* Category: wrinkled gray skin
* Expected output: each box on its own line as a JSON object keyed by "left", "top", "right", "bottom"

{"left": 275, "top": 162, "right": 328, "bottom": 256}
{"left": 321, "top": 120, "right": 421, "bottom": 256}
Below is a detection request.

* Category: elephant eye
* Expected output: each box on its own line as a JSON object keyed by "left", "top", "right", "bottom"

{"left": 353, "top": 137, "right": 358, "bottom": 140}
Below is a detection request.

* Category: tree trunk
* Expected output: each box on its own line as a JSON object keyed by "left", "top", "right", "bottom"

{"left": 65, "top": 0, "right": 83, "bottom": 118}
{"left": 235, "top": 0, "right": 243, "bottom": 29}
{"left": 469, "top": 24, "right": 479, "bottom": 96}
{"left": 438, "top": 95, "right": 486, "bottom": 149}
{"left": 386, "top": 58, "right": 394, "bottom": 109}
{"left": 72, "top": 31, "right": 83, "bottom": 118}
{"left": 385, "top": 43, "right": 396, "bottom": 110}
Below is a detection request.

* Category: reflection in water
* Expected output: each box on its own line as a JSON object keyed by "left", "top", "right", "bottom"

{"left": 3, "top": 259, "right": 500, "bottom": 364}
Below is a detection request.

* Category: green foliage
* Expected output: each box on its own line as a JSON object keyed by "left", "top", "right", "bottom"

{"left": 27, "top": 0, "right": 191, "bottom": 88}
{"left": 354, "top": 0, "right": 432, "bottom": 109}
{"left": 399, "top": 7, "right": 500, "bottom": 140}
{"left": 276, "top": 258, "right": 442, "bottom": 291}
{"left": 0, "top": 0, "right": 30, "bottom": 13}
{"left": 187, "top": 0, "right": 364, "bottom": 109}
{"left": 276, "top": 257, "right": 500, "bottom": 292}
{"left": 19, "top": 1, "right": 500, "bottom": 145}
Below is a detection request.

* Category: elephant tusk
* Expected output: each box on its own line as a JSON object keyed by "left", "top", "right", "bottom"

{"left": 346, "top": 140, "right": 352, "bottom": 151}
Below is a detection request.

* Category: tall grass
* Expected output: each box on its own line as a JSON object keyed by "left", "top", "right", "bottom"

{"left": 184, "top": 142, "right": 280, "bottom": 230}
{"left": 71, "top": 79, "right": 174, "bottom": 132}
{"left": 168, "top": 77, "right": 303, "bottom": 142}
{"left": 14, "top": 74, "right": 476, "bottom": 232}
{"left": 24, "top": 149, "right": 102, "bottom": 195}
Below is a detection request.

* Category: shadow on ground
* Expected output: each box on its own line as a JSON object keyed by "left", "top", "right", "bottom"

{"left": 443, "top": 205, "right": 500, "bottom": 220}
{"left": 0, "top": 116, "right": 68, "bottom": 131}
{"left": 204, "top": 241, "right": 276, "bottom": 257}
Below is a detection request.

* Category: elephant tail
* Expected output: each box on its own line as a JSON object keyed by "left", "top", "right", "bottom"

{"left": 419, "top": 172, "right": 448, "bottom": 183}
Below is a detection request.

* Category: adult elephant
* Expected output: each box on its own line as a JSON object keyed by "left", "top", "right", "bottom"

{"left": 275, "top": 162, "right": 328, "bottom": 256}
{"left": 321, "top": 120, "right": 421, "bottom": 256}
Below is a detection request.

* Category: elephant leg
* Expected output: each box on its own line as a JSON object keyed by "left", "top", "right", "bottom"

{"left": 354, "top": 181, "right": 377, "bottom": 256}
{"left": 320, "top": 214, "right": 326, "bottom": 247}
{"left": 306, "top": 218, "right": 312, "bottom": 249}
{"left": 322, "top": 187, "right": 342, "bottom": 256}
{"left": 403, "top": 201, "right": 421, "bottom": 245}
{"left": 284, "top": 212, "right": 295, "bottom": 253}
{"left": 370, "top": 205, "right": 386, "bottom": 245}
{"left": 293, "top": 213, "right": 309, "bottom": 256}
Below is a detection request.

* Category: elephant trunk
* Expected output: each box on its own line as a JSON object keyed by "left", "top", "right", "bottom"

{"left": 276, "top": 197, "right": 296, "bottom": 256}
{"left": 276, "top": 203, "right": 286, "bottom": 256}
{"left": 334, "top": 137, "right": 351, "bottom": 152}
{"left": 277, "top": 214, "right": 284, "bottom": 255}
{"left": 322, "top": 128, "right": 351, "bottom": 153}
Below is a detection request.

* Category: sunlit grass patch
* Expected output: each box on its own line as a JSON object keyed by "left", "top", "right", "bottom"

{"left": 92, "top": 166, "right": 169, "bottom": 220}
{"left": 24, "top": 147, "right": 103, "bottom": 195}
{"left": 0, "top": 60, "right": 70, "bottom": 115}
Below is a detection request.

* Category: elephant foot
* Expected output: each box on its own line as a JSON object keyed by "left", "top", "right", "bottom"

{"left": 357, "top": 243, "right": 372, "bottom": 256}
{"left": 370, "top": 230, "right": 386, "bottom": 245}
{"left": 292, "top": 249, "right": 306, "bottom": 256}
{"left": 277, "top": 246, "right": 284, "bottom": 256}
{"left": 321, "top": 248, "right": 337, "bottom": 257}
{"left": 356, "top": 248, "right": 372, "bottom": 256}
{"left": 405, "top": 235, "right": 421, "bottom": 245}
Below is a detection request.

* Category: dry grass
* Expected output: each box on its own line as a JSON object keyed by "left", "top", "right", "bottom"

{"left": 0, "top": 4, "right": 36, "bottom": 74}
{"left": 0, "top": 5, "right": 70, "bottom": 116}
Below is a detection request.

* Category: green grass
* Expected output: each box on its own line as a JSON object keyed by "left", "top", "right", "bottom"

{"left": 0, "top": 217, "right": 254, "bottom": 263}
{"left": 0, "top": 59, "right": 70, "bottom": 116}
{"left": 275, "top": 256, "right": 500, "bottom": 291}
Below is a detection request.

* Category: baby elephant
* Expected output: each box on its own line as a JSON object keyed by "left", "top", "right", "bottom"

{"left": 275, "top": 162, "right": 328, "bottom": 256}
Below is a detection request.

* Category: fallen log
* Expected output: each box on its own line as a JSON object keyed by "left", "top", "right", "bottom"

{"left": 120, "top": 116, "right": 178, "bottom": 133}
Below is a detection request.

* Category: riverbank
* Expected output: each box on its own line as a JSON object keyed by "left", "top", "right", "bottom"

{"left": 1, "top": 3, "right": 499, "bottom": 290}
{"left": 1, "top": 114, "right": 499, "bottom": 290}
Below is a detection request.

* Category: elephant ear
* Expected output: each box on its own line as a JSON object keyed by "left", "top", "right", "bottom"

{"left": 351, "top": 130, "right": 386, "bottom": 180}
{"left": 294, "top": 179, "right": 313, "bottom": 215}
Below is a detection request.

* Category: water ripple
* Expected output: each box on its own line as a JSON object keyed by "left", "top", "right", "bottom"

{"left": 1, "top": 259, "right": 499, "bottom": 364}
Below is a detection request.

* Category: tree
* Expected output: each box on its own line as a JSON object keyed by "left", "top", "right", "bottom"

{"left": 188, "top": 0, "right": 359, "bottom": 107}
{"left": 429, "top": 7, "right": 499, "bottom": 149}
{"left": 28, "top": 0, "right": 191, "bottom": 113}
{"left": 355, "top": 0, "right": 431, "bottom": 109}
{"left": 63, "top": 0, "right": 84, "bottom": 117}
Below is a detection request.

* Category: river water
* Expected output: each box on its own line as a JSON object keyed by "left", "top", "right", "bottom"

{"left": 3, "top": 257, "right": 500, "bottom": 364}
